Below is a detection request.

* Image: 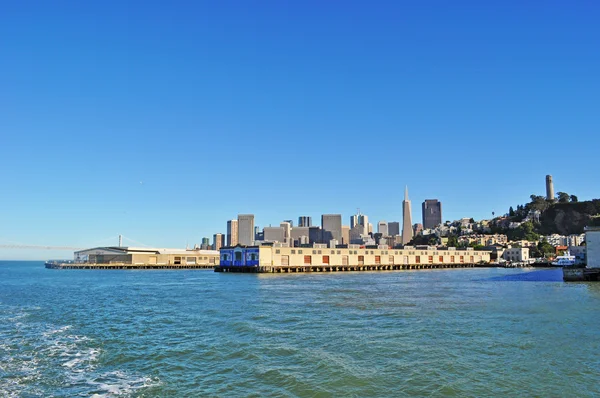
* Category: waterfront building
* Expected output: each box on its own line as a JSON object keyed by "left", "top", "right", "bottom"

{"left": 322, "top": 214, "right": 342, "bottom": 247}
{"left": 213, "top": 233, "right": 225, "bottom": 251}
{"left": 227, "top": 220, "right": 238, "bottom": 247}
{"left": 546, "top": 175, "right": 555, "bottom": 201}
{"left": 73, "top": 246, "right": 220, "bottom": 267}
{"left": 503, "top": 247, "right": 530, "bottom": 263}
{"left": 585, "top": 227, "right": 600, "bottom": 268}
{"left": 402, "top": 187, "right": 414, "bottom": 245}
{"left": 388, "top": 222, "right": 400, "bottom": 236}
{"left": 218, "top": 245, "right": 491, "bottom": 271}
{"left": 422, "top": 199, "right": 442, "bottom": 229}
{"left": 378, "top": 221, "right": 388, "bottom": 236}
{"left": 238, "top": 214, "right": 255, "bottom": 246}
{"left": 298, "top": 216, "right": 312, "bottom": 227}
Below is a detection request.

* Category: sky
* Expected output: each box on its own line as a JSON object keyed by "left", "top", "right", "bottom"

{"left": 1, "top": 1, "right": 599, "bottom": 259}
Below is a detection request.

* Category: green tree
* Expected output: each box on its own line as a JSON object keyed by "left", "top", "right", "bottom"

{"left": 556, "top": 192, "right": 570, "bottom": 203}
{"left": 447, "top": 235, "right": 459, "bottom": 247}
{"left": 509, "top": 206, "right": 515, "bottom": 217}
{"left": 537, "top": 239, "right": 555, "bottom": 257}
{"left": 570, "top": 195, "right": 578, "bottom": 203}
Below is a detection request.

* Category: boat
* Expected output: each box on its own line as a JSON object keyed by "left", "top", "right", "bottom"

{"left": 552, "top": 251, "right": 577, "bottom": 267}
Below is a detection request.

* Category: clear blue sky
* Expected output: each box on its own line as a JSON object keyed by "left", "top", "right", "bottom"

{"left": 1, "top": 1, "right": 598, "bottom": 259}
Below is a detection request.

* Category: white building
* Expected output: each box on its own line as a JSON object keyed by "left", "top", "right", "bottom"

{"left": 503, "top": 247, "right": 530, "bottom": 262}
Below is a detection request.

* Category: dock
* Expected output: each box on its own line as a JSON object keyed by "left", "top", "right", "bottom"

{"left": 45, "top": 262, "right": 214, "bottom": 270}
{"left": 562, "top": 267, "right": 600, "bottom": 282}
{"left": 215, "top": 263, "right": 477, "bottom": 273}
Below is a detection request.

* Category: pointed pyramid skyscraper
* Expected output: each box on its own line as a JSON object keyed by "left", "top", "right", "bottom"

{"left": 401, "top": 186, "right": 414, "bottom": 245}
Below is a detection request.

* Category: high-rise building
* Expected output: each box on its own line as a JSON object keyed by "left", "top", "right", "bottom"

{"left": 226, "top": 220, "right": 238, "bottom": 246}
{"left": 201, "top": 237, "right": 211, "bottom": 250}
{"left": 422, "top": 199, "right": 442, "bottom": 229}
{"left": 321, "top": 214, "right": 342, "bottom": 246}
{"left": 280, "top": 222, "right": 291, "bottom": 246}
{"left": 342, "top": 225, "right": 350, "bottom": 245}
{"left": 298, "top": 216, "right": 312, "bottom": 227}
{"left": 350, "top": 211, "right": 369, "bottom": 236}
{"left": 402, "top": 186, "right": 414, "bottom": 245}
{"left": 308, "top": 226, "right": 322, "bottom": 244}
{"left": 238, "top": 214, "right": 255, "bottom": 246}
{"left": 263, "top": 227, "right": 285, "bottom": 243}
{"left": 213, "top": 233, "right": 225, "bottom": 251}
{"left": 378, "top": 221, "right": 388, "bottom": 236}
{"left": 546, "top": 175, "right": 555, "bottom": 201}
{"left": 291, "top": 226, "right": 310, "bottom": 246}
{"left": 388, "top": 222, "right": 400, "bottom": 236}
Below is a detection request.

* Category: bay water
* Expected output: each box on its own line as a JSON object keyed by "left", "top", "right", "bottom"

{"left": 1, "top": 261, "right": 599, "bottom": 397}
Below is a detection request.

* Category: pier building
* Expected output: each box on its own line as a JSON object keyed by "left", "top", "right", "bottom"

{"left": 217, "top": 244, "right": 491, "bottom": 273}
{"left": 47, "top": 246, "right": 220, "bottom": 269}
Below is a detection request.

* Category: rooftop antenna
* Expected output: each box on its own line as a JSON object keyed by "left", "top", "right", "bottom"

{"left": 118, "top": 234, "right": 122, "bottom": 247}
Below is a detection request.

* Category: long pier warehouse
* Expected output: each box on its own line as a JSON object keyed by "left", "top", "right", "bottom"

{"left": 216, "top": 244, "right": 491, "bottom": 273}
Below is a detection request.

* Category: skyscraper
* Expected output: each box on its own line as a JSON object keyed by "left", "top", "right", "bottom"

{"left": 402, "top": 186, "right": 414, "bottom": 245}
{"left": 388, "top": 222, "right": 400, "bottom": 236}
{"left": 238, "top": 214, "right": 255, "bottom": 246}
{"left": 226, "top": 220, "right": 238, "bottom": 246}
{"left": 213, "top": 233, "right": 224, "bottom": 251}
{"left": 298, "top": 216, "right": 312, "bottom": 227}
{"left": 378, "top": 221, "right": 388, "bottom": 236}
{"left": 321, "top": 214, "right": 342, "bottom": 246}
{"left": 422, "top": 199, "right": 442, "bottom": 229}
{"left": 546, "top": 175, "right": 555, "bottom": 201}
{"left": 350, "top": 211, "right": 368, "bottom": 236}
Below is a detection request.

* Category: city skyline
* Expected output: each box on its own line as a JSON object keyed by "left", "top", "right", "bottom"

{"left": 1, "top": 2, "right": 599, "bottom": 260}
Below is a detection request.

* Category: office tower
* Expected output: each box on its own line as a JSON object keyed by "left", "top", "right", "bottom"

{"left": 264, "top": 227, "right": 285, "bottom": 243}
{"left": 342, "top": 225, "right": 350, "bottom": 245}
{"left": 422, "top": 199, "right": 442, "bottom": 229}
{"left": 237, "top": 214, "right": 255, "bottom": 246}
{"left": 226, "top": 220, "right": 238, "bottom": 246}
{"left": 378, "top": 221, "right": 388, "bottom": 236}
{"left": 308, "top": 226, "right": 322, "bottom": 244}
{"left": 291, "top": 226, "right": 309, "bottom": 246}
{"left": 350, "top": 211, "right": 369, "bottom": 236}
{"left": 388, "top": 222, "right": 400, "bottom": 236}
{"left": 201, "top": 237, "right": 210, "bottom": 250}
{"left": 546, "top": 175, "right": 554, "bottom": 201}
{"left": 280, "top": 222, "right": 291, "bottom": 246}
{"left": 213, "top": 233, "right": 224, "bottom": 251}
{"left": 402, "top": 186, "right": 414, "bottom": 245}
{"left": 321, "top": 214, "right": 342, "bottom": 246}
{"left": 298, "top": 216, "right": 312, "bottom": 227}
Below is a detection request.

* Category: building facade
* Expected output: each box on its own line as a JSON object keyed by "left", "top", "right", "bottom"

{"left": 219, "top": 245, "right": 491, "bottom": 270}
{"left": 503, "top": 247, "right": 530, "bottom": 262}
{"left": 402, "top": 187, "right": 414, "bottom": 245}
{"left": 74, "top": 246, "right": 220, "bottom": 266}
{"left": 227, "top": 220, "right": 238, "bottom": 246}
{"left": 321, "top": 214, "right": 342, "bottom": 246}
{"left": 377, "top": 221, "right": 388, "bottom": 236}
{"left": 237, "top": 214, "right": 255, "bottom": 246}
{"left": 422, "top": 199, "right": 442, "bottom": 229}
{"left": 213, "top": 233, "right": 225, "bottom": 251}
{"left": 388, "top": 222, "right": 400, "bottom": 237}
{"left": 298, "top": 216, "right": 312, "bottom": 227}
{"left": 585, "top": 227, "right": 600, "bottom": 268}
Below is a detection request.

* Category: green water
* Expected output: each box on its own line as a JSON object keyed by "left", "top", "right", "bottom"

{"left": 1, "top": 262, "right": 599, "bottom": 397}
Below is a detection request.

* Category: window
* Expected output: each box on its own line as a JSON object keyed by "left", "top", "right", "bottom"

{"left": 331, "top": 250, "right": 335, "bottom": 254}
{"left": 291, "top": 250, "right": 296, "bottom": 254}
{"left": 370, "top": 251, "right": 374, "bottom": 255}
{"left": 318, "top": 250, "right": 322, "bottom": 254}
{"left": 276, "top": 249, "right": 280, "bottom": 254}
{"left": 187, "top": 257, "right": 196, "bottom": 264}
{"left": 298, "top": 250, "right": 303, "bottom": 254}
{"left": 337, "top": 250, "right": 341, "bottom": 254}
{"left": 313, "top": 250, "right": 317, "bottom": 254}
